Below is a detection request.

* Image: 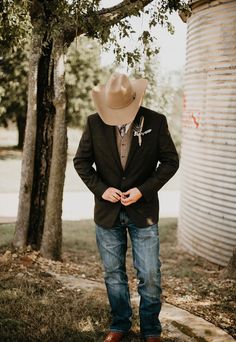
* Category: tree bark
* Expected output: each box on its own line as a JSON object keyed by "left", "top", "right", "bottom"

{"left": 27, "top": 34, "right": 55, "bottom": 249}
{"left": 40, "top": 37, "right": 67, "bottom": 260}
{"left": 13, "top": 29, "right": 67, "bottom": 257}
{"left": 13, "top": 30, "right": 42, "bottom": 248}
{"left": 16, "top": 113, "right": 26, "bottom": 150}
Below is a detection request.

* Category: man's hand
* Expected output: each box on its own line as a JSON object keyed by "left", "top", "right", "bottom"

{"left": 102, "top": 187, "right": 122, "bottom": 203}
{"left": 121, "top": 188, "right": 142, "bottom": 206}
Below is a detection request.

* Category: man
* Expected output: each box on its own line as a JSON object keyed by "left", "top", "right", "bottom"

{"left": 73, "top": 73, "right": 179, "bottom": 342}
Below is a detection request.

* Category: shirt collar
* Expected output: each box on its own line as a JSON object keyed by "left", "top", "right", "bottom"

{"left": 117, "top": 122, "right": 133, "bottom": 134}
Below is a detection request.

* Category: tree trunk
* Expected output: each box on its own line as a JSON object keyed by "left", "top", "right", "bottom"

{"left": 40, "top": 37, "right": 67, "bottom": 260}
{"left": 13, "top": 30, "right": 42, "bottom": 248}
{"left": 16, "top": 113, "right": 26, "bottom": 150}
{"left": 27, "top": 34, "right": 55, "bottom": 249}
{"left": 13, "top": 29, "right": 68, "bottom": 260}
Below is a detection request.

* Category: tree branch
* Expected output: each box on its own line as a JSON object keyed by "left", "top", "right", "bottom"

{"left": 96, "top": 0, "right": 153, "bottom": 24}
{"left": 65, "top": 0, "right": 153, "bottom": 43}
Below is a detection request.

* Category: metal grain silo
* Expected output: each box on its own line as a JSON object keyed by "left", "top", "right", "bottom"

{"left": 178, "top": 0, "right": 236, "bottom": 266}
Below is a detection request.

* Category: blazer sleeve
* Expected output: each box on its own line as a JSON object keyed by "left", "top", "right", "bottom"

{"left": 73, "top": 118, "right": 108, "bottom": 199}
{"left": 137, "top": 115, "right": 179, "bottom": 202}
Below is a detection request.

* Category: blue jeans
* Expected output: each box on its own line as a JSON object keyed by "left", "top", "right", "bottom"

{"left": 96, "top": 208, "right": 162, "bottom": 338}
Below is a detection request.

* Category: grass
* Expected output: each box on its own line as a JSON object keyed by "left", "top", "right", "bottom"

{"left": 63, "top": 220, "right": 97, "bottom": 253}
{"left": 0, "top": 220, "right": 111, "bottom": 341}
{"left": 0, "top": 219, "right": 175, "bottom": 342}
{"left": 0, "top": 275, "right": 112, "bottom": 342}
{"left": 0, "top": 218, "right": 228, "bottom": 283}
{"left": 0, "top": 224, "right": 14, "bottom": 249}
{"left": 0, "top": 218, "right": 235, "bottom": 341}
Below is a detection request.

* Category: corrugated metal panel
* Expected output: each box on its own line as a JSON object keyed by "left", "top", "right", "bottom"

{"left": 178, "top": 0, "right": 236, "bottom": 266}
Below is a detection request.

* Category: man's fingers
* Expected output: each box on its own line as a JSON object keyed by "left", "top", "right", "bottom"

{"left": 122, "top": 190, "right": 131, "bottom": 196}
{"left": 121, "top": 196, "right": 131, "bottom": 203}
{"left": 111, "top": 188, "right": 122, "bottom": 200}
{"left": 121, "top": 197, "right": 134, "bottom": 206}
{"left": 111, "top": 194, "right": 120, "bottom": 201}
{"left": 109, "top": 197, "right": 118, "bottom": 203}
{"left": 121, "top": 200, "right": 133, "bottom": 206}
{"left": 103, "top": 187, "right": 140, "bottom": 204}
{"left": 102, "top": 187, "right": 123, "bottom": 202}
{"left": 112, "top": 192, "right": 121, "bottom": 199}
{"left": 112, "top": 188, "right": 122, "bottom": 196}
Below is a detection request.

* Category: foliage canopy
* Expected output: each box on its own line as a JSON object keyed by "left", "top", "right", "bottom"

{"left": 1, "top": 0, "right": 190, "bottom": 66}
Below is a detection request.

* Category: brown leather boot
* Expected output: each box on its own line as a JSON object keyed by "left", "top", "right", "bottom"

{"left": 145, "top": 337, "right": 161, "bottom": 342}
{"left": 104, "top": 331, "right": 126, "bottom": 342}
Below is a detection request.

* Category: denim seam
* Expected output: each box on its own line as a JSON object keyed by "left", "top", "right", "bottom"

{"left": 110, "top": 328, "right": 129, "bottom": 334}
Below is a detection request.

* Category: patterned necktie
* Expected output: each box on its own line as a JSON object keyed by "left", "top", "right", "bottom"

{"left": 119, "top": 124, "right": 126, "bottom": 137}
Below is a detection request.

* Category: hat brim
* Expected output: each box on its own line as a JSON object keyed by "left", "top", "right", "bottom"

{"left": 91, "top": 78, "right": 148, "bottom": 126}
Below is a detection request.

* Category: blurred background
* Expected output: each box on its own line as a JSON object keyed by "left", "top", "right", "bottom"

{"left": 0, "top": 11, "right": 185, "bottom": 220}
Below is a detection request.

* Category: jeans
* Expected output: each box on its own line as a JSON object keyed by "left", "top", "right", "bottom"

{"left": 96, "top": 208, "right": 162, "bottom": 338}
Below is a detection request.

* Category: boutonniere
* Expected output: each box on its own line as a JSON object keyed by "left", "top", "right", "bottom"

{"left": 133, "top": 116, "right": 152, "bottom": 146}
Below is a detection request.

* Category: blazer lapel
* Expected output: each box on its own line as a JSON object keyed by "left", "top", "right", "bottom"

{"left": 104, "top": 124, "right": 123, "bottom": 172}
{"left": 125, "top": 107, "right": 143, "bottom": 171}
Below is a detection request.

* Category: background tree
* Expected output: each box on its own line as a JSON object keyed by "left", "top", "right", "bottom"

{"left": 65, "top": 36, "right": 111, "bottom": 128}
{"left": 0, "top": 35, "right": 109, "bottom": 149}
{"left": 0, "top": 44, "right": 29, "bottom": 149}
{"left": 133, "top": 57, "right": 183, "bottom": 152}
{"left": 0, "top": 0, "right": 189, "bottom": 260}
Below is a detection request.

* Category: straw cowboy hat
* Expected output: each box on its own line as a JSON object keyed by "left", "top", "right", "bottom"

{"left": 91, "top": 72, "right": 148, "bottom": 125}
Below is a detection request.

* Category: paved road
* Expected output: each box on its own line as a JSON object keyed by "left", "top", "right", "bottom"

{"left": 0, "top": 190, "right": 180, "bottom": 222}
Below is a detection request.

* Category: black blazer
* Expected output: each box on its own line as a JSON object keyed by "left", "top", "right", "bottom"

{"left": 73, "top": 106, "right": 179, "bottom": 228}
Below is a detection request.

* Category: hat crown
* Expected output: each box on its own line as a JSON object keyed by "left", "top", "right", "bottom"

{"left": 105, "top": 73, "right": 136, "bottom": 109}
{"left": 91, "top": 72, "right": 148, "bottom": 125}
